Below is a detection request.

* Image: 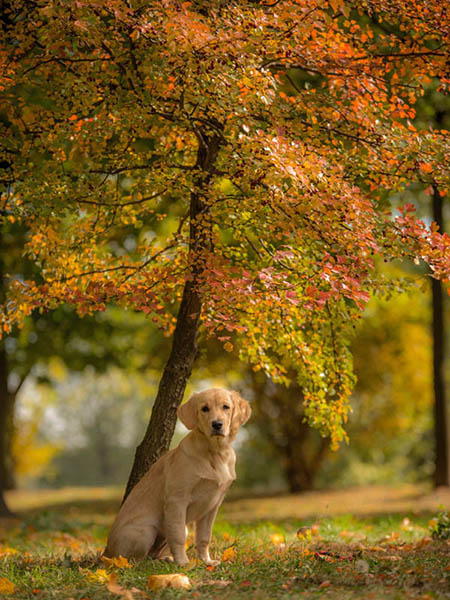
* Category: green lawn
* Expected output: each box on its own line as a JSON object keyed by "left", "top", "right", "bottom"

{"left": 0, "top": 485, "right": 449, "bottom": 599}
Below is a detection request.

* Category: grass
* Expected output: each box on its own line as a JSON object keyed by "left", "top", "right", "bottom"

{"left": 0, "top": 485, "right": 449, "bottom": 599}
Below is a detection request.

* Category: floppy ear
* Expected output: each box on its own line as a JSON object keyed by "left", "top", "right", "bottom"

{"left": 177, "top": 394, "right": 198, "bottom": 430}
{"left": 230, "top": 391, "right": 251, "bottom": 438}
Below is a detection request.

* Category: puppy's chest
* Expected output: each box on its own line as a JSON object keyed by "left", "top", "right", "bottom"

{"left": 187, "top": 474, "right": 233, "bottom": 521}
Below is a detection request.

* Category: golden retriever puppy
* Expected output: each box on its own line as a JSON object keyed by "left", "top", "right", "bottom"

{"left": 104, "top": 388, "right": 251, "bottom": 565}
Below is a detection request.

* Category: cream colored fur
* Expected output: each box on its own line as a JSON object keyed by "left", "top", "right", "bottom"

{"left": 104, "top": 388, "right": 251, "bottom": 565}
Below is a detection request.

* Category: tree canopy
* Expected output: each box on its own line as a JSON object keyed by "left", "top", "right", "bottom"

{"left": 1, "top": 0, "right": 449, "bottom": 448}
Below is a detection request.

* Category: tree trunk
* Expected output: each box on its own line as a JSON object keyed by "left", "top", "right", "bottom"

{"left": 123, "top": 131, "right": 222, "bottom": 501}
{"left": 284, "top": 444, "right": 315, "bottom": 492}
{"left": 432, "top": 187, "right": 449, "bottom": 486}
{"left": 249, "top": 372, "right": 329, "bottom": 493}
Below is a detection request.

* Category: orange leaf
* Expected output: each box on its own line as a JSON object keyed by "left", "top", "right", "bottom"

{"left": 0, "top": 577, "right": 15, "bottom": 595}
{"left": 420, "top": 162, "right": 433, "bottom": 173}
{"left": 101, "top": 555, "right": 132, "bottom": 569}
{"left": 106, "top": 573, "right": 136, "bottom": 599}
{"left": 222, "top": 546, "right": 236, "bottom": 562}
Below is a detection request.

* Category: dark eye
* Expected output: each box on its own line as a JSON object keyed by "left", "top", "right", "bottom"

{"left": 201, "top": 406, "right": 209, "bottom": 412}
{"left": 223, "top": 405, "right": 230, "bottom": 410}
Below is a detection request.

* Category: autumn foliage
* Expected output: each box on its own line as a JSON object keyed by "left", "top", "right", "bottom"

{"left": 1, "top": 0, "right": 449, "bottom": 446}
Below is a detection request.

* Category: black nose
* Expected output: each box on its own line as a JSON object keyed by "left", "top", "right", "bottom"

{"left": 212, "top": 420, "right": 223, "bottom": 431}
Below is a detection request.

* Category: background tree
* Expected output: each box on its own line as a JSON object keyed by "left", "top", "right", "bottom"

{"left": 432, "top": 187, "right": 449, "bottom": 486}
{"left": 1, "top": 0, "right": 449, "bottom": 499}
{"left": 237, "top": 275, "right": 434, "bottom": 492}
{"left": 392, "top": 81, "right": 450, "bottom": 487}
{"left": 246, "top": 373, "right": 329, "bottom": 492}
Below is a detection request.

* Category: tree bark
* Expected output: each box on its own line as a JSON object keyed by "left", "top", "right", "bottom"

{"left": 123, "top": 131, "right": 222, "bottom": 501}
{"left": 432, "top": 187, "right": 449, "bottom": 486}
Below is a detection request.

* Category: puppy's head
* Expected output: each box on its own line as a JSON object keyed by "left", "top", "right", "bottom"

{"left": 177, "top": 388, "right": 251, "bottom": 440}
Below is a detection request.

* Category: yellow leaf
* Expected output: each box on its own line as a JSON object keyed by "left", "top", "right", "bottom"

{"left": 101, "top": 555, "right": 132, "bottom": 569}
{"left": 0, "top": 546, "right": 18, "bottom": 557}
{"left": 147, "top": 574, "right": 191, "bottom": 591}
{"left": 222, "top": 546, "right": 236, "bottom": 562}
{"left": 85, "top": 569, "right": 110, "bottom": 583}
{"left": 270, "top": 533, "right": 284, "bottom": 546}
{"left": 0, "top": 577, "right": 15, "bottom": 595}
{"left": 297, "top": 527, "right": 312, "bottom": 540}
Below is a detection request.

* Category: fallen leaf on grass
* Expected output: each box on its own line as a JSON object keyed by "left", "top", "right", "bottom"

{"left": 297, "top": 525, "right": 320, "bottom": 539}
{"left": 147, "top": 574, "right": 191, "bottom": 590}
{"left": 0, "top": 545, "right": 18, "bottom": 558}
{"left": 383, "top": 531, "right": 399, "bottom": 543}
{"left": 415, "top": 536, "right": 432, "bottom": 547}
{"left": 222, "top": 546, "right": 236, "bottom": 561}
{"left": 107, "top": 572, "right": 147, "bottom": 599}
{"left": 319, "top": 580, "right": 331, "bottom": 588}
{"left": 401, "top": 517, "right": 412, "bottom": 531}
{"left": 83, "top": 568, "right": 110, "bottom": 583}
{"left": 270, "top": 533, "right": 284, "bottom": 546}
{"left": 107, "top": 573, "right": 133, "bottom": 599}
{"left": 0, "top": 577, "right": 15, "bottom": 595}
{"left": 101, "top": 555, "right": 132, "bottom": 569}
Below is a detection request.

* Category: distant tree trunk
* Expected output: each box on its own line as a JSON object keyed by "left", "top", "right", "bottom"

{"left": 432, "top": 187, "right": 449, "bottom": 487}
{"left": 284, "top": 436, "right": 328, "bottom": 492}
{"left": 249, "top": 372, "right": 329, "bottom": 493}
{"left": 0, "top": 344, "right": 15, "bottom": 516}
{"left": 123, "top": 131, "right": 222, "bottom": 501}
{"left": 0, "top": 227, "right": 14, "bottom": 517}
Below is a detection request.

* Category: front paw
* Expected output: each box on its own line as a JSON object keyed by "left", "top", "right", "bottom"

{"left": 174, "top": 554, "right": 189, "bottom": 566}
{"left": 201, "top": 557, "right": 220, "bottom": 567}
